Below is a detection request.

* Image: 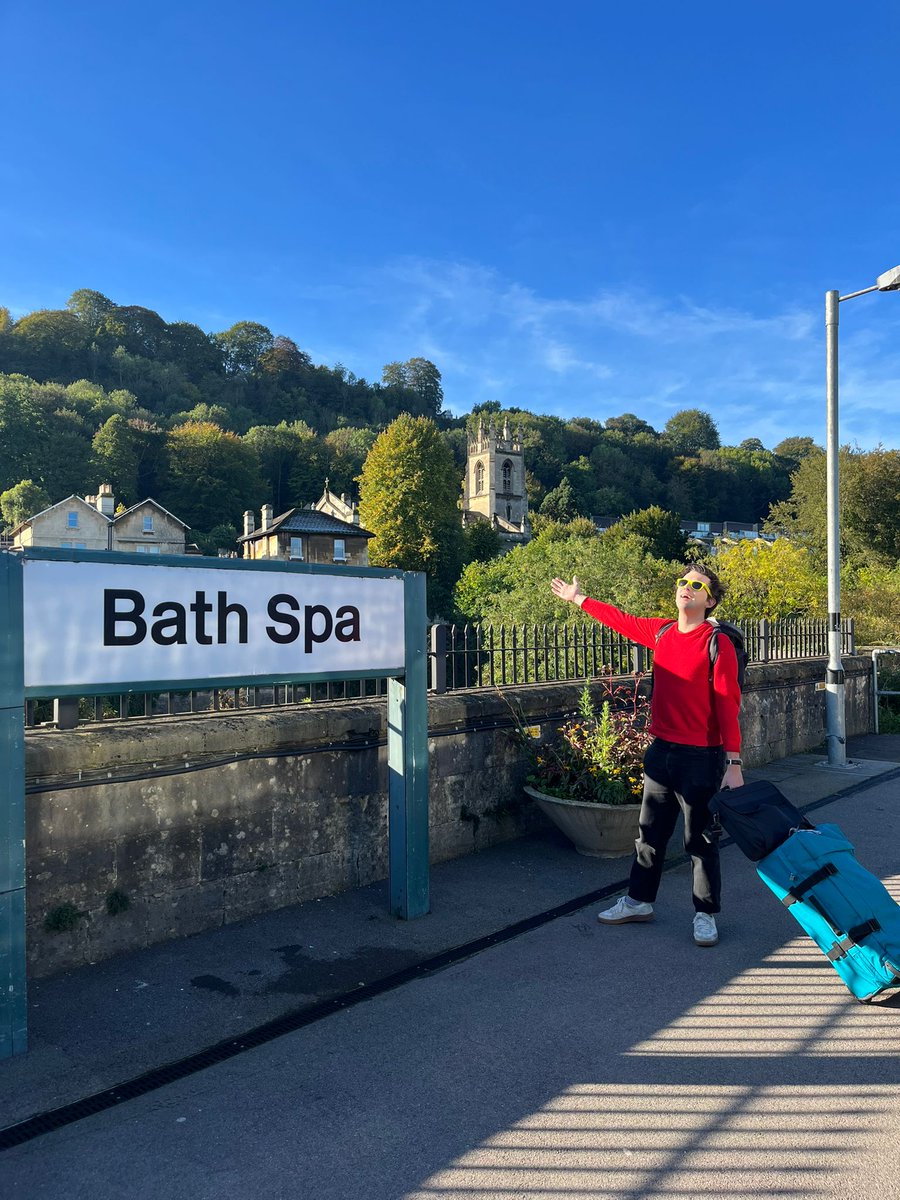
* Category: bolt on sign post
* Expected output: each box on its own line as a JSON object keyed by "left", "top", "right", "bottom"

{"left": 0, "top": 547, "right": 429, "bottom": 1059}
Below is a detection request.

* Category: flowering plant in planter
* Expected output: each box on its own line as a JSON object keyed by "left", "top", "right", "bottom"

{"left": 526, "top": 678, "right": 651, "bottom": 806}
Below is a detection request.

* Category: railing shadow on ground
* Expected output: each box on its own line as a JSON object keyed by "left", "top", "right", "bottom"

{"left": 403, "top": 878, "right": 900, "bottom": 1200}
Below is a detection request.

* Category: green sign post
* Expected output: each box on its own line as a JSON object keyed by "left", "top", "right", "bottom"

{"left": 0, "top": 547, "right": 429, "bottom": 1060}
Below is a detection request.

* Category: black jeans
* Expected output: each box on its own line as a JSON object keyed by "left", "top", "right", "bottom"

{"left": 628, "top": 738, "right": 725, "bottom": 913}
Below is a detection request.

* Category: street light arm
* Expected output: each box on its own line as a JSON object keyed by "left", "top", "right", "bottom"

{"left": 839, "top": 285, "right": 878, "bottom": 302}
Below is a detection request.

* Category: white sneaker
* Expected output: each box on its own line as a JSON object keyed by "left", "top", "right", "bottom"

{"left": 597, "top": 896, "right": 654, "bottom": 924}
{"left": 693, "top": 912, "right": 718, "bottom": 946}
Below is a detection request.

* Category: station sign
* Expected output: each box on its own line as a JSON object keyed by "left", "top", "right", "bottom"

{"left": 22, "top": 557, "right": 406, "bottom": 689}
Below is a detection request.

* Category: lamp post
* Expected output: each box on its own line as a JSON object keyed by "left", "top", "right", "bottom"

{"left": 824, "top": 264, "right": 900, "bottom": 767}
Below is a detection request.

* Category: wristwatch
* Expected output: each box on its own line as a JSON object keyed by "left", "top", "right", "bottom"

{"left": 725, "top": 757, "right": 743, "bottom": 766}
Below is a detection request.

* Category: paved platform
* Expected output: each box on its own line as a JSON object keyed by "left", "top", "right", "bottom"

{"left": 2, "top": 735, "right": 900, "bottom": 1197}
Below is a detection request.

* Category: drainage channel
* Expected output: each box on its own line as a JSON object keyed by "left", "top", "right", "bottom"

{"left": 2, "top": 764, "right": 898, "bottom": 1152}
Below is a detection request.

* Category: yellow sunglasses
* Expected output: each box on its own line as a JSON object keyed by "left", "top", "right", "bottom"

{"left": 676, "top": 577, "right": 713, "bottom": 598}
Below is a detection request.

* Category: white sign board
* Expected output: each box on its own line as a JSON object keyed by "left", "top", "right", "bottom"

{"left": 22, "top": 559, "right": 406, "bottom": 689}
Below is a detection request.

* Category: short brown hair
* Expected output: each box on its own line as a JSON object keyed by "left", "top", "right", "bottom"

{"left": 680, "top": 561, "right": 725, "bottom": 610}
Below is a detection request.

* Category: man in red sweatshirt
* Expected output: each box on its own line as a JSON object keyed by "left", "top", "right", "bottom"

{"left": 550, "top": 564, "right": 743, "bottom": 947}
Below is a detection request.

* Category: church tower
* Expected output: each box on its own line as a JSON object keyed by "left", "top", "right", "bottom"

{"left": 462, "top": 414, "right": 530, "bottom": 544}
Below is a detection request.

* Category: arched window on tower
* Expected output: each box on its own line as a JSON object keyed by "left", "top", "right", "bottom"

{"left": 474, "top": 460, "right": 485, "bottom": 493}
{"left": 502, "top": 459, "right": 513, "bottom": 492}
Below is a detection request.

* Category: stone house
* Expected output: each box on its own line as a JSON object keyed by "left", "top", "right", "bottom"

{"left": 239, "top": 483, "right": 373, "bottom": 566}
{"left": 9, "top": 484, "right": 192, "bottom": 554}
{"left": 108, "top": 498, "right": 191, "bottom": 555}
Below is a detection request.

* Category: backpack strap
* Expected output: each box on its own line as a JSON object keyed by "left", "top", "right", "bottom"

{"left": 654, "top": 620, "right": 676, "bottom": 644}
{"left": 706, "top": 618, "right": 720, "bottom": 679}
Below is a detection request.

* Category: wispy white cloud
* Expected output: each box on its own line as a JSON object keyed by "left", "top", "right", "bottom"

{"left": 310, "top": 255, "right": 898, "bottom": 450}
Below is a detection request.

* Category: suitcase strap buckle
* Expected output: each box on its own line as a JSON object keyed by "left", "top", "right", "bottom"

{"left": 826, "top": 920, "right": 881, "bottom": 962}
{"left": 827, "top": 937, "right": 855, "bottom": 962}
{"left": 782, "top": 861, "right": 838, "bottom": 906}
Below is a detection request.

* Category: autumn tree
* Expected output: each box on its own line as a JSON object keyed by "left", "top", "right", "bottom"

{"left": 714, "top": 539, "right": 825, "bottom": 621}
{"left": 358, "top": 415, "right": 463, "bottom": 615}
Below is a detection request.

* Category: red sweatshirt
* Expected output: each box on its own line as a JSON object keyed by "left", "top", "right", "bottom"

{"left": 580, "top": 598, "right": 742, "bottom": 752}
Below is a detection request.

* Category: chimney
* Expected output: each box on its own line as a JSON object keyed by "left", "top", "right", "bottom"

{"left": 243, "top": 509, "right": 255, "bottom": 538}
{"left": 261, "top": 504, "right": 273, "bottom": 531}
{"left": 97, "top": 483, "right": 115, "bottom": 516}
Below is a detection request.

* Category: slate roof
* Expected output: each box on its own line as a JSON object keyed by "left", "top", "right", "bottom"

{"left": 239, "top": 508, "right": 373, "bottom": 541}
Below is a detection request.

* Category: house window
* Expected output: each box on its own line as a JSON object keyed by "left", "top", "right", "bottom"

{"left": 67, "top": 511, "right": 78, "bottom": 529}
{"left": 143, "top": 515, "right": 154, "bottom": 533}
{"left": 474, "top": 460, "right": 485, "bottom": 494}
{"left": 333, "top": 538, "right": 347, "bottom": 562}
{"left": 289, "top": 537, "right": 303, "bottom": 560}
{"left": 697, "top": 522, "right": 710, "bottom": 533}
{"left": 502, "top": 460, "right": 512, "bottom": 492}
{"left": 135, "top": 544, "right": 160, "bottom": 554}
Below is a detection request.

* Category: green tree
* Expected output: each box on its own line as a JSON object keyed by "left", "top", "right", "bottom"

{"left": 539, "top": 477, "right": 581, "bottom": 522}
{"left": 380, "top": 358, "right": 443, "bottom": 418}
{"left": 193, "top": 522, "right": 240, "bottom": 557}
{"left": 257, "top": 336, "right": 312, "bottom": 380}
{"left": 455, "top": 524, "right": 673, "bottom": 627}
{"left": 0, "top": 479, "right": 51, "bottom": 530}
{"left": 323, "top": 425, "right": 377, "bottom": 496}
{"left": 765, "top": 448, "right": 850, "bottom": 564}
{"left": 0, "top": 374, "right": 48, "bottom": 492}
{"left": 359, "top": 414, "right": 464, "bottom": 616}
{"left": 611, "top": 506, "right": 689, "bottom": 561}
{"left": 604, "top": 413, "right": 657, "bottom": 439}
{"left": 773, "top": 435, "right": 822, "bottom": 466}
{"left": 41, "top": 407, "right": 94, "bottom": 498}
{"left": 102, "top": 305, "right": 169, "bottom": 359}
{"left": 7, "top": 310, "right": 90, "bottom": 379}
{"left": 66, "top": 288, "right": 116, "bottom": 331}
{"left": 162, "top": 421, "right": 265, "bottom": 532}
{"left": 663, "top": 408, "right": 721, "bottom": 456}
{"left": 462, "top": 518, "right": 502, "bottom": 565}
{"left": 245, "top": 421, "right": 323, "bottom": 513}
{"left": 164, "top": 321, "right": 225, "bottom": 382}
{"left": 92, "top": 414, "right": 141, "bottom": 502}
{"left": 213, "top": 321, "right": 274, "bottom": 375}
{"left": 404, "top": 357, "right": 444, "bottom": 415}
{"left": 844, "top": 448, "right": 900, "bottom": 564}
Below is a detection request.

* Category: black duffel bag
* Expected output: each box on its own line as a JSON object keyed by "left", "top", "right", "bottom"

{"left": 708, "top": 779, "right": 815, "bottom": 861}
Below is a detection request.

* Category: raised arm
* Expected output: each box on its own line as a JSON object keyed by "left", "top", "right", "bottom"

{"left": 549, "top": 575, "right": 666, "bottom": 649}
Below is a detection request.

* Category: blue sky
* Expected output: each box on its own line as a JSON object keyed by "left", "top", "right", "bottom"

{"left": 2, "top": 2, "right": 899, "bottom": 449}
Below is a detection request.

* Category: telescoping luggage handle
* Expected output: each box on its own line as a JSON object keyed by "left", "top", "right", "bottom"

{"left": 781, "top": 860, "right": 888, "bottom": 965}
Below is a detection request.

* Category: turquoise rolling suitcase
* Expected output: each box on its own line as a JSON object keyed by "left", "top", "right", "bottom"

{"left": 757, "top": 823, "right": 900, "bottom": 1002}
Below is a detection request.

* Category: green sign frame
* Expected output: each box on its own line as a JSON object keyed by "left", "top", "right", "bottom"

{"left": 0, "top": 547, "right": 430, "bottom": 1060}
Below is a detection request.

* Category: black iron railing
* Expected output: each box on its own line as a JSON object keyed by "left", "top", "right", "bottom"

{"left": 26, "top": 616, "right": 854, "bottom": 728}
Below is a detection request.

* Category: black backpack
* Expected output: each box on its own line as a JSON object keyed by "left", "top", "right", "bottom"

{"left": 654, "top": 617, "right": 747, "bottom": 690}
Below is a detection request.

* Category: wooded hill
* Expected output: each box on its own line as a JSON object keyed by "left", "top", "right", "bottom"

{"left": 1, "top": 289, "right": 817, "bottom": 550}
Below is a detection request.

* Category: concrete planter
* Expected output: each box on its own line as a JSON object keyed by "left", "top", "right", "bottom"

{"left": 525, "top": 784, "right": 640, "bottom": 858}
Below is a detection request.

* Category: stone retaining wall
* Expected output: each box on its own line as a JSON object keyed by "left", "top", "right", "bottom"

{"left": 24, "top": 655, "right": 872, "bottom": 976}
